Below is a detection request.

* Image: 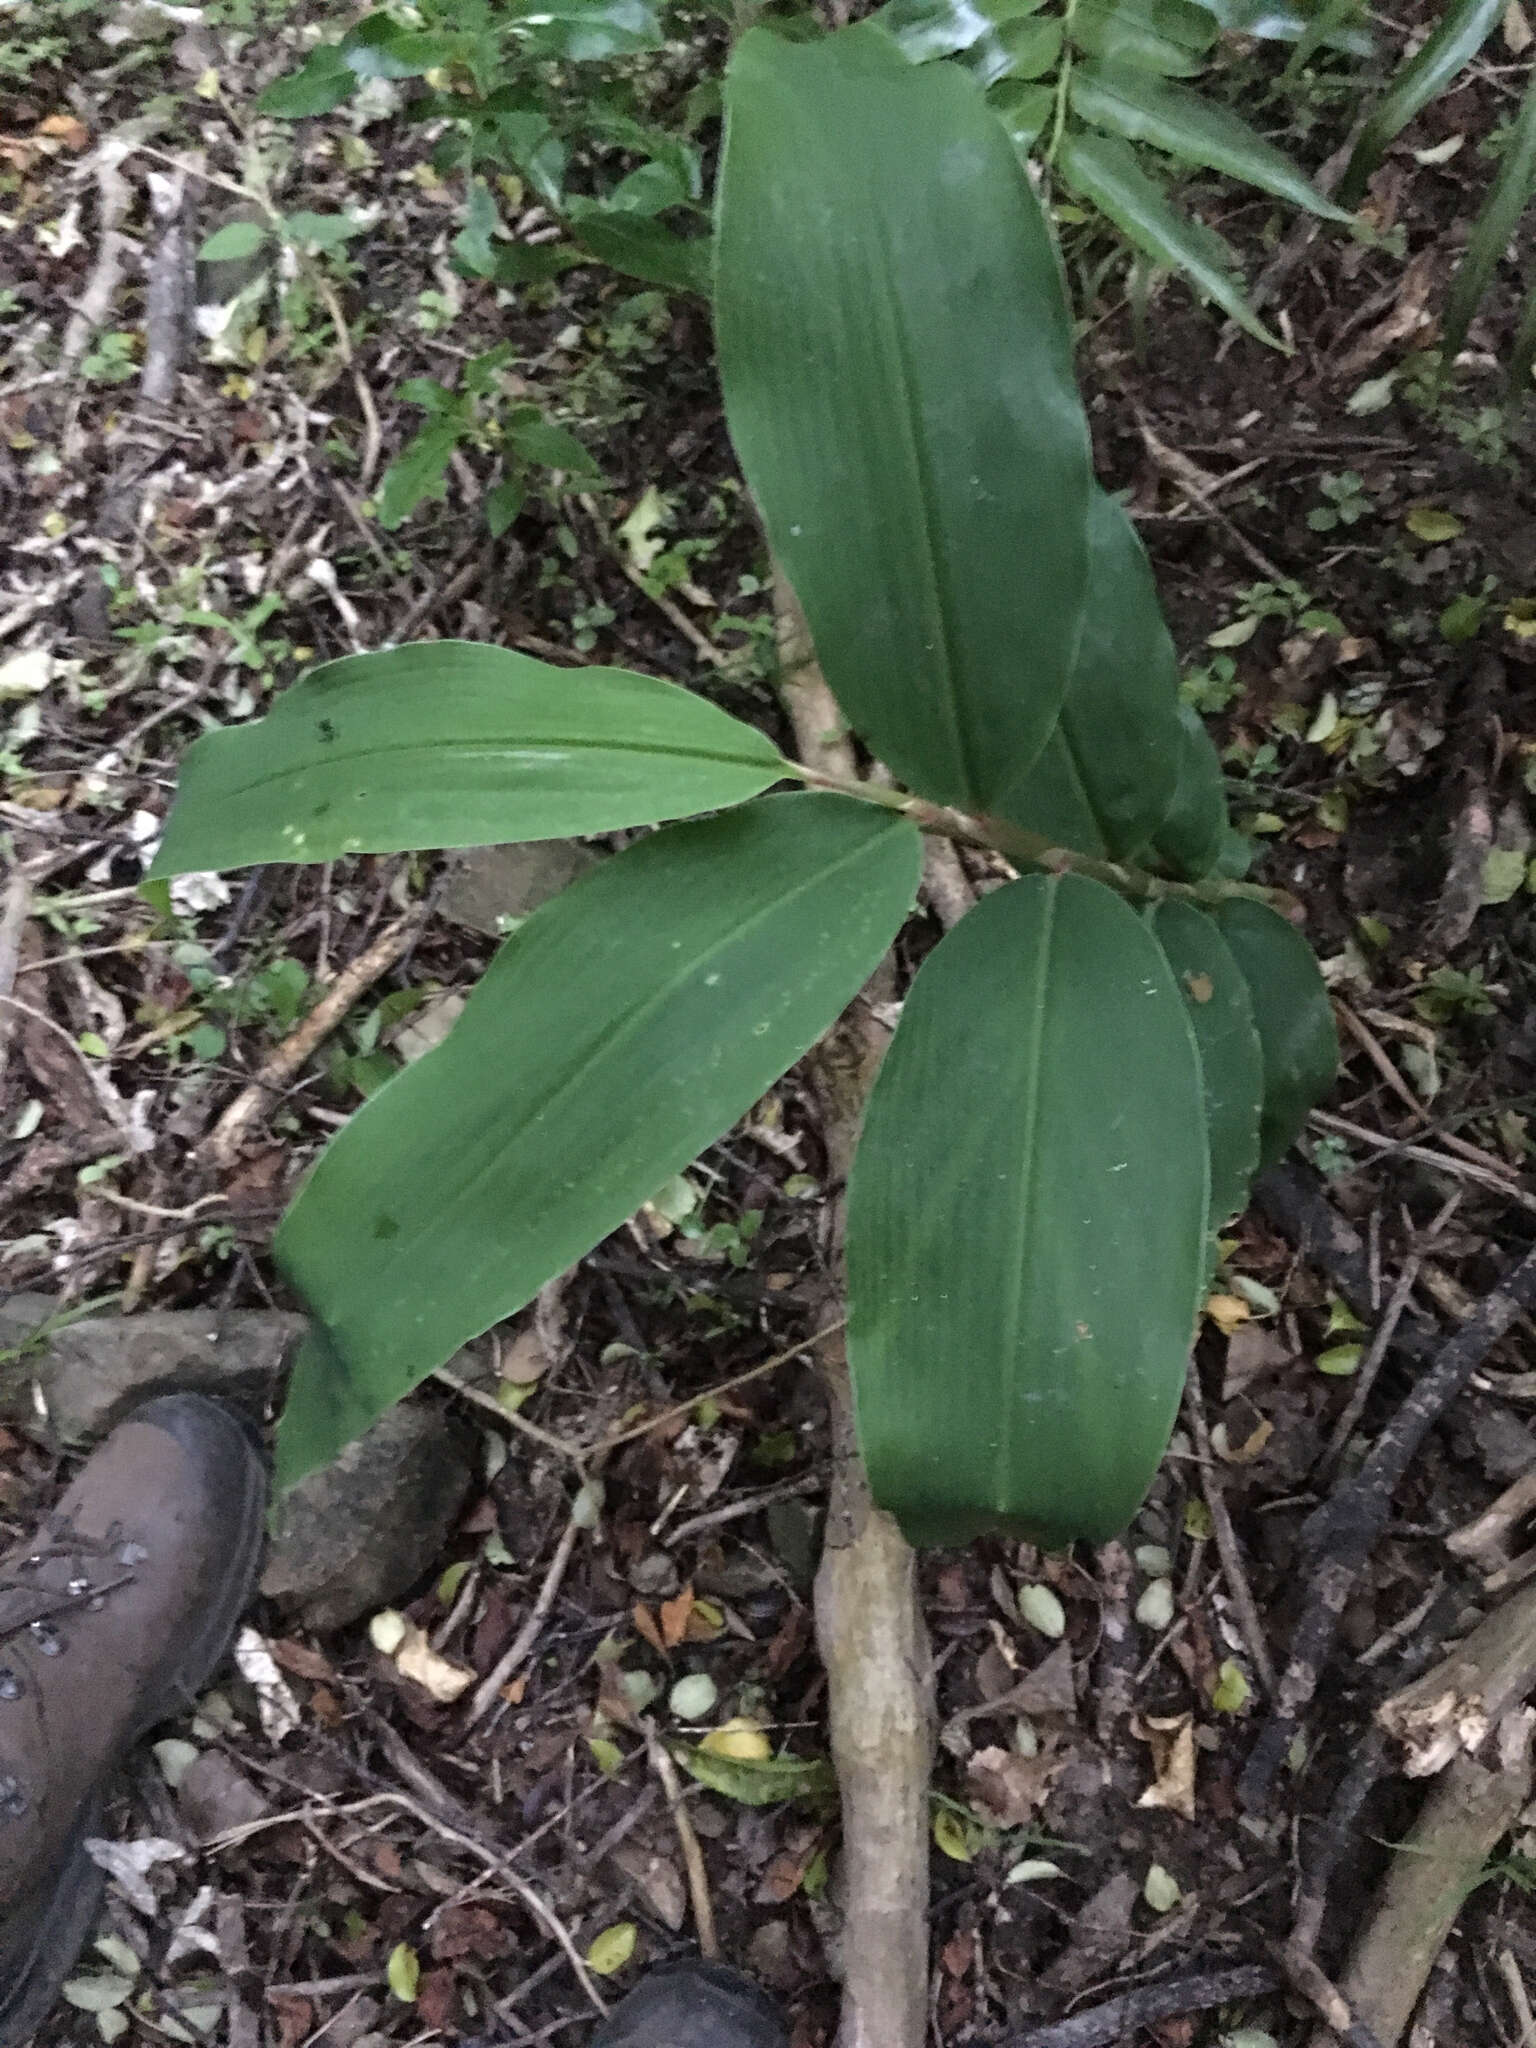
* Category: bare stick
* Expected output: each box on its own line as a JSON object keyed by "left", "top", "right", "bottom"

{"left": 1184, "top": 1367, "right": 1277, "bottom": 1696}
{"left": 642, "top": 1724, "right": 719, "bottom": 1959}
{"left": 1241, "top": 1238, "right": 1536, "bottom": 1809}
{"left": 462, "top": 1499, "right": 587, "bottom": 1731}
{"left": 1314, "top": 1718, "right": 1534, "bottom": 2048}
{"left": 202, "top": 917, "right": 419, "bottom": 1167}
{"left": 1377, "top": 1577, "right": 1536, "bottom": 1775}
{"left": 777, "top": 572, "right": 934, "bottom": 2048}
{"left": 1318, "top": 1191, "right": 1461, "bottom": 1484}
{"left": 1004, "top": 1964, "right": 1279, "bottom": 2048}
{"left": 1446, "top": 1468, "right": 1536, "bottom": 1572}
{"left": 0, "top": 874, "right": 32, "bottom": 1086}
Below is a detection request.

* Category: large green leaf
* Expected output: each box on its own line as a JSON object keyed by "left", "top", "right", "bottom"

{"left": 275, "top": 793, "right": 922, "bottom": 1483}
{"left": 1216, "top": 897, "right": 1338, "bottom": 1167}
{"left": 1440, "top": 63, "right": 1536, "bottom": 372}
{"left": 846, "top": 872, "right": 1209, "bottom": 1549}
{"left": 1005, "top": 488, "right": 1182, "bottom": 859}
{"left": 1069, "top": 62, "right": 1353, "bottom": 219}
{"left": 149, "top": 644, "right": 787, "bottom": 875}
{"left": 1148, "top": 899, "right": 1262, "bottom": 1224}
{"left": 1069, "top": 0, "right": 1218, "bottom": 76}
{"left": 1149, "top": 702, "right": 1229, "bottom": 877}
{"left": 717, "top": 26, "right": 1094, "bottom": 821}
{"left": 1057, "top": 130, "right": 1280, "bottom": 347}
{"left": 1339, "top": 0, "right": 1504, "bottom": 206}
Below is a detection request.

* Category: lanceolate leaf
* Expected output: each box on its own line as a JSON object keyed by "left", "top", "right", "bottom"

{"left": 150, "top": 644, "right": 788, "bottom": 874}
{"left": 717, "top": 26, "right": 1093, "bottom": 820}
{"left": 1148, "top": 899, "right": 1263, "bottom": 1223}
{"left": 1440, "top": 64, "right": 1536, "bottom": 371}
{"left": 1339, "top": 0, "right": 1504, "bottom": 206}
{"left": 275, "top": 794, "right": 922, "bottom": 1483}
{"left": 1070, "top": 0, "right": 1218, "bottom": 77}
{"left": 1056, "top": 130, "right": 1281, "bottom": 347}
{"left": 1216, "top": 897, "right": 1338, "bottom": 1167}
{"left": 1149, "top": 702, "right": 1229, "bottom": 877}
{"left": 1069, "top": 62, "right": 1353, "bottom": 219}
{"left": 847, "top": 873, "right": 1209, "bottom": 1549}
{"left": 1187, "top": 0, "right": 1372, "bottom": 54}
{"left": 1005, "top": 489, "right": 1182, "bottom": 858}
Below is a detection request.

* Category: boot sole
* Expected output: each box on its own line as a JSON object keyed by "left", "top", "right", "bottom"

{"left": 0, "top": 1397, "right": 269, "bottom": 2048}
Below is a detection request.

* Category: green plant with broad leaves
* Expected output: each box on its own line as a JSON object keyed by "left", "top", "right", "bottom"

{"left": 1335, "top": 0, "right": 1534, "bottom": 398}
{"left": 257, "top": 0, "right": 714, "bottom": 295}
{"left": 154, "top": 26, "right": 1337, "bottom": 1545}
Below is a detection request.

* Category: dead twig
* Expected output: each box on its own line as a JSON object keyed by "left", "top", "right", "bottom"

{"left": 1242, "top": 1237, "right": 1536, "bottom": 1809}
{"left": 202, "top": 916, "right": 421, "bottom": 1168}
{"left": 1446, "top": 1467, "right": 1536, "bottom": 1573}
{"left": 1318, "top": 1191, "right": 1462, "bottom": 1485}
{"left": 365, "top": 1724, "right": 610, "bottom": 2018}
{"left": 0, "top": 874, "right": 32, "bottom": 1085}
{"left": 461, "top": 1484, "right": 594, "bottom": 1732}
{"left": 1314, "top": 1714, "right": 1534, "bottom": 2048}
{"left": 1377, "top": 1577, "right": 1536, "bottom": 1775}
{"left": 1184, "top": 1368, "right": 1278, "bottom": 1696}
{"left": 1003, "top": 1964, "right": 1279, "bottom": 2048}
{"left": 641, "top": 1723, "right": 718, "bottom": 1958}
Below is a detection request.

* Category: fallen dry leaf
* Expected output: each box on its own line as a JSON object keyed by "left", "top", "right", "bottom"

{"left": 1136, "top": 1712, "right": 1196, "bottom": 1822}
{"left": 966, "top": 1745, "right": 1062, "bottom": 1826}
{"left": 660, "top": 1584, "right": 695, "bottom": 1649}
{"left": 393, "top": 1621, "right": 475, "bottom": 1704}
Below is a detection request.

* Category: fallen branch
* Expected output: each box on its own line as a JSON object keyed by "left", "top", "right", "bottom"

{"left": 1313, "top": 1714, "right": 1534, "bottom": 2048}
{"left": 1004, "top": 1963, "right": 1279, "bottom": 2048}
{"left": 643, "top": 1722, "right": 719, "bottom": 1960}
{"left": 777, "top": 574, "right": 934, "bottom": 2048}
{"left": 1241, "top": 1235, "right": 1536, "bottom": 1809}
{"left": 202, "top": 915, "right": 421, "bottom": 1169}
{"left": 1377, "top": 1577, "right": 1536, "bottom": 1776}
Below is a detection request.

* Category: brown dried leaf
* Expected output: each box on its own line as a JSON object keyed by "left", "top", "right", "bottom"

{"left": 632, "top": 1603, "right": 667, "bottom": 1657}
{"left": 268, "top": 1638, "right": 338, "bottom": 1684}
{"left": 1135, "top": 1712, "right": 1196, "bottom": 1821}
{"left": 660, "top": 1585, "right": 695, "bottom": 1649}
{"left": 966, "top": 1745, "right": 1062, "bottom": 1826}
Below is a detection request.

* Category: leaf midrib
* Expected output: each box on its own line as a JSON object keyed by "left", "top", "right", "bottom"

{"left": 993, "top": 876, "right": 1057, "bottom": 1517}
{"left": 203, "top": 730, "right": 786, "bottom": 802}
{"left": 302, "top": 812, "right": 910, "bottom": 1361}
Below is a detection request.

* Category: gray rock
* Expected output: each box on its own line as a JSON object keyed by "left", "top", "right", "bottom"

{"left": 439, "top": 840, "right": 595, "bottom": 937}
{"left": 262, "top": 1400, "right": 475, "bottom": 1633}
{"left": 0, "top": 1293, "right": 302, "bottom": 1440}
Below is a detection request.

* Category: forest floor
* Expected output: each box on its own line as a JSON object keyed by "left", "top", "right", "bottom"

{"left": 3, "top": 4, "right": 1536, "bottom": 2046}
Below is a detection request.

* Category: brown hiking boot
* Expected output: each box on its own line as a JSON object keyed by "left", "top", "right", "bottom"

{"left": 0, "top": 1394, "right": 267, "bottom": 2047}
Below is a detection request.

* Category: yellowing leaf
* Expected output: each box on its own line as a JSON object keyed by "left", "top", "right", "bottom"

{"left": 1317, "top": 1343, "right": 1363, "bottom": 1376}
{"left": 387, "top": 1943, "right": 420, "bottom": 2002}
{"left": 1207, "top": 615, "right": 1259, "bottom": 649}
{"left": 392, "top": 1620, "right": 475, "bottom": 1703}
{"left": 1184, "top": 1497, "right": 1215, "bottom": 1541}
{"left": 586, "top": 1922, "right": 638, "bottom": 1976}
{"left": 699, "top": 1717, "right": 772, "bottom": 1761}
{"left": 1204, "top": 1291, "right": 1250, "bottom": 1335}
{"left": 1210, "top": 1659, "right": 1251, "bottom": 1713}
{"left": 1483, "top": 848, "right": 1528, "bottom": 905}
{"left": 1505, "top": 600, "right": 1536, "bottom": 639}
{"left": 1404, "top": 506, "right": 1463, "bottom": 542}
{"left": 933, "top": 1807, "right": 974, "bottom": 1861}
{"left": 1143, "top": 1862, "right": 1182, "bottom": 1912}
{"left": 1137, "top": 1713, "right": 1196, "bottom": 1822}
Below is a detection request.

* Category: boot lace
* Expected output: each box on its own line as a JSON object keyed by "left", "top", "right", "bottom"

{"left": 0, "top": 1515, "right": 143, "bottom": 1822}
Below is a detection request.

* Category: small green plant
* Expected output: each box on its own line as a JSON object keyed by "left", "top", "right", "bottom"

{"left": 79, "top": 331, "right": 140, "bottom": 385}
{"left": 1306, "top": 470, "right": 1371, "bottom": 531}
{"left": 155, "top": 27, "right": 1338, "bottom": 1548}
{"left": 376, "top": 343, "right": 598, "bottom": 533}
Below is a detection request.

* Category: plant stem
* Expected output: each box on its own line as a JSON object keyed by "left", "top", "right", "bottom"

{"left": 1045, "top": 0, "right": 1079, "bottom": 167}
{"left": 785, "top": 764, "right": 1292, "bottom": 915}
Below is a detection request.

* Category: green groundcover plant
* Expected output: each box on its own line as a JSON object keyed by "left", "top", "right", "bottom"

{"left": 154, "top": 24, "right": 1338, "bottom": 1547}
